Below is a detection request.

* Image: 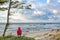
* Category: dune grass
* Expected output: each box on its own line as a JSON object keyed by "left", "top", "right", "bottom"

{"left": 0, "top": 35, "right": 34, "bottom": 40}
{"left": 55, "top": 34, "right": 60, "bottom": 40}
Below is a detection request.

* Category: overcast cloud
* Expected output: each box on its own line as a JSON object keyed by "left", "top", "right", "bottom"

{"left": 0, "top": 0, "right": 60, "bottom": 23}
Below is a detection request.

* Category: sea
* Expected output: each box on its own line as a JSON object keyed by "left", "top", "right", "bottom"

{"left": 0, "top": 23, "right": 60, "bottom": 34}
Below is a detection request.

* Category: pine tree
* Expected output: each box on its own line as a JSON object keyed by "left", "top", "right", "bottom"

{"left": 0, "top": 0, "right": 32, "bottom": 36}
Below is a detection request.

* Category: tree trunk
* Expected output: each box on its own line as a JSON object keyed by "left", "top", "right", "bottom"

{"left": 3, "top": 0, "right": 11, "bottom": 37}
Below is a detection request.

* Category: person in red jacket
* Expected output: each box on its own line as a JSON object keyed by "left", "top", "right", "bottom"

{"left": 17, "top": 27, "right": 22, "bottom": 37}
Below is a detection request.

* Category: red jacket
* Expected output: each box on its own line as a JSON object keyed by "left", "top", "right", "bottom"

{"left": 17, "top": 27, "right": 22, "bottom": 35}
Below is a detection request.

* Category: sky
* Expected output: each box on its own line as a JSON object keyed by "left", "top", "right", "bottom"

{"left": 0, "top": 0, "right": 60, "bottom": 23}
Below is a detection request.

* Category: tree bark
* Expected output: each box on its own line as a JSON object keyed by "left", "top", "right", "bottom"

{"left": 3, "top": 0, "right": 11, "bottom": 37}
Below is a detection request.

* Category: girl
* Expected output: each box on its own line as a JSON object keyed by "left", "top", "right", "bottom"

{"left": 17, "top": 27, "right": 22, "bottom": 37}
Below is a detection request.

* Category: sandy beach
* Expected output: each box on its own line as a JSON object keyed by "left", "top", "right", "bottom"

{"left": 0, "top": 29, "right": 60, "bottom": 40}
{"left": 22, "top": 29, "right": 60, "bottom": 40}
{"left": 4, "top": 29, "right": 60, "bottom": 36}
{"left": 22, "top": 30, "right": 51, "bottom": 37}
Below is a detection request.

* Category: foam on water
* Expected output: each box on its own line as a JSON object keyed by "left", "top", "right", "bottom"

{"left": 0, "top": 23, "right": 60, "bottom": 34}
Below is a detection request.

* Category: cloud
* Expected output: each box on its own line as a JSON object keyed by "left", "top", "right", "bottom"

{"left": 0, "top": 10, "right": 7, "bottom": 23}
{"left": 58, "top": 0, "right": 60, "bottom": 3}
{"left": 52, "top": 9, "right": 59, "bottom": 14}
{"left": 47, "top": 0, "right": 50, "bottom": 4}
{"left": 33, "top": 10, "right": 44, "bottom": 15}
{"left": 0, "top": 0, "right": 60, "bottom": 23}
{"left": 31, "top": 3, "right": 36, "bottom": 9}
{"left": 50, "top": 9, "right": 59, "bottom": 14}
{"left": 10, "top": 13, "right": 28, "bottom": 21}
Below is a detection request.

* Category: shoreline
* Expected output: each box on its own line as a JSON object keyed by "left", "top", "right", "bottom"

{"left": 0, "top": 29, "right": 60, "bottom": 40}
{"left": 0, "top": 29, "right": 60, "bottom": 37}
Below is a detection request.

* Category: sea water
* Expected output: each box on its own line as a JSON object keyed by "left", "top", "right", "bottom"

{"left": 0, "top": 23, "right": 60, "bottom": 34}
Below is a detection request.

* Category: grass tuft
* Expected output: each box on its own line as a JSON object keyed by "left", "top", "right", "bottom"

{"left": 0, "top": 35, "right": 34, "bottom": 40}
